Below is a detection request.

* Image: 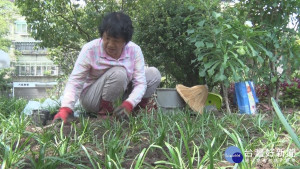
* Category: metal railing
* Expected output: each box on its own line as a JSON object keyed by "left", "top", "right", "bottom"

{"left": 14, "top": 42, "right": 47, "bottom": 54}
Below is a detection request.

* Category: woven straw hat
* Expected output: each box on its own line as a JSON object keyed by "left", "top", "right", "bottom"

{"left": 176, "top": 84, "right": 209, "bottom": 114}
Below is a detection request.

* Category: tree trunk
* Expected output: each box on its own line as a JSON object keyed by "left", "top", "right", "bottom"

{"left": 221, "top": 83, "right": 232, "bottom": 114}
{"left": 275, "top": 79, "right": 280, "bottom": 101}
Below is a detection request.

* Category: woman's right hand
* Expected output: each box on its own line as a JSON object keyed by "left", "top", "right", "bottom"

{"left": 52, "top": 107, "right": 73, "bottom": 123}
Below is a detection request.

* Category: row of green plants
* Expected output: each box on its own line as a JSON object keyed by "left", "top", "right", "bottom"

{"left": 0, "top": 96, "right": 299, "bottom": 168}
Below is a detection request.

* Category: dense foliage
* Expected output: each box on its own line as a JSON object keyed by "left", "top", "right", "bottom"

{"left": 185, "top": 0, "right": 300, "bottom": 111}
{"left": 238, "top": 0, "right": 300, "bottom": 100}
{"left": 14, "top": 0, "right": 300, "bottom": 109}
{"left": 280, "top": 78, "right": 300, "bottom": 107}
{"left": 0, "top": 0, "right": 18, "bottom": 52}
{"left": 134, "top": 0, "right": 202, "bottom": 87}
{"left": 0, "top": 68, "right": 12, "bottom": 95}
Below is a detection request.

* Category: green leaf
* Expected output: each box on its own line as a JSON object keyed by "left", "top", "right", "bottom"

{"left": 246, "top": 42, "right": 258, "bottom": 56}
{"left": 232, "top": 34, "right": 239, "bottom": 39}
{"left": 176, "top": 123, "right": 193, "bottom": 169}
{"left": 271, "top": 76, "right": 277, "bottom": 83}
{"left": 224, "top": 24, "right": 232, "bottom": 29}
{"left": 272, "top": 3, "right": 278, "bottom": 8}
{"left": 257, "top": 56, "right": 264, "bottom": 63}
{"left": 229, "top": 51, "right": 238, "bottom": 59}
{"left": 229, "top": 63, "right": 239, "bottom": 81}
{"left": 233, "top": 56, "right": 246, "bottom": 67}
{"left": 223, "top": 53, "right": 228, "bottom": 64}
{"left": 212, "top": 11, "right": 221, "bottom": 19}
{"left": 226, "top": 40, "right": 233, "bottom": 45}
{"left": 197, "top": 20, "right": 205, "bottom": 27}
{"left": 214, "top": 73, "right": 226, "bottom": 82}
{"left": 205, "top": 42, "right": 214, "bottom": 48}
{"left": 188, "top": 5, "right": 195, "bottom": 11}
{"left": 271, "top": 98, "right": 300, "bottom": 149}
{"left": 258, "top": 45, "right": 273, "bottom": 58}
{"left": 204, "top": 60, "right": 219, "bottom": 70}
{"left": 207, "top": 62, "right": 220, "bottom": 76}
{"left": 199, "top": 69, "right": 206, "bottom": 77}
{"left": 195, "top": 41, "right": 204, "bottom": 48}
{"left": 187, "top": 29, "right": 194, "bottom": 34}
{"left": 134, "top": 148, "right": 147, "bottom": 169}
{"left": 213, "top": 28, "right": 221, "bottom": 35}
{"left": 237, "top": 46, "right": 246, "bottom": 55}
{"left": 196, "top": 53, "right": 206, "bottom": 61}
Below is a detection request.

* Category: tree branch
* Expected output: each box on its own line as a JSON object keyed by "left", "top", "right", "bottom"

{"left": 56, "top": 13, "right": 91, "bottom": 42}
{"left": 68, "top": 2, "right": 91, "bottom": 41}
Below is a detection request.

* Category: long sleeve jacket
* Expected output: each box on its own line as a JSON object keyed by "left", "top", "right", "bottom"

{"left": 61, "top": 38, "right": 147, "bottom": 110}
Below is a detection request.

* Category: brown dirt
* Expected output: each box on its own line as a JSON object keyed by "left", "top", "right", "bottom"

{"left": 255, "top": 159, "right": 274, "bottom": 169}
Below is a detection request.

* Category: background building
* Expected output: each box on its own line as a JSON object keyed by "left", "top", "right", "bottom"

{"left": 8, "top": 17, "right": 59, "bottom": 99}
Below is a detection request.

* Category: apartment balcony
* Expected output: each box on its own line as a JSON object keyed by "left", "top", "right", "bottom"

{"left": 14, "top": 42, "right": 47, "bottom": 55}
{"left": 11, "top": 61, "right": 61, "bottom": 82}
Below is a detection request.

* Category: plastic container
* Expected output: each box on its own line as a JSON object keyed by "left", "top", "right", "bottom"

{"left": 156, "top": 88, "right": 185, "bottom": 111}
{"left": 31, "top": 109, "right": 50, "bottom": 126}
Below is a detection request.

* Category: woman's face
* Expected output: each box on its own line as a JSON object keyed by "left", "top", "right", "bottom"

{"left": 102, "top": 32, "right": 126, "bottom": 59}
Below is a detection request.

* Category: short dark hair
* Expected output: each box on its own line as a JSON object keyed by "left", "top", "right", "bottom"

{"left": 99, "top": 12, "right": 134, "bottom": 43}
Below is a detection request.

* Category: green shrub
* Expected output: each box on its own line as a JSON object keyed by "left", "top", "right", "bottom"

{"left": 134, "top": 0, "right": 204, "bottom": 86}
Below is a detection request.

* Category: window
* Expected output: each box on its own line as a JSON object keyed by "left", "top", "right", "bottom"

{"left": 30, "top": 66, "right": 35, "bottom": 76}
{"left": 20, "top": 66, "right": 26, "bottom": 76}
{"left": 15, "top": 23, "right": 28, "bottom": 34}
{"left": 36, "top": 66, "right": 42, "bottom": 76}
{"left": 51, "top": 66, "right": 58, "bottom": 75}
{"left": 14, "top": 61, "right": 59, "bottom": 76}
{"left": 25, "top": 66, "right": 30, "bottom": 75}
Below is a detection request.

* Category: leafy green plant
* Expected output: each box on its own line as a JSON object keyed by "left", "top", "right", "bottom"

{"left": 219, "top": 125, "right": 250, "bottom": 169}
{"left": 81, "top": 144, "right": 102, "bottom": 169}
{"left": 27, "top": 144, "right": 57, "bottom": 169}
{"left": 0, "top": 133, "right": 32, "bottom": 169}
{"left": 280, "top": 79, "right": 300, "bottom": 108}
{"left": 53, "top": 122, "right": 72, "bottom": 157}
{"left": 239, "top": 0, "right": 300, "bottom": 101}
{"left": 154, "top": 142, "right": 186, "bottom": 168}
{"left": 187, "top": 0, "right": 267, "bottom": 113}
{"left": 176, "top": 122, "right": 193, "bottom": 168}
{"left": 74, "top": 116, "right": 93, "bottom": 145}
{"left": 130, "top": 144, "right": 156, "bottom": 169}
{"left": 0, "top": 96, "right": 27, "bottom": 117}
{"left": 128, "top": 117, "right": 145, "bottom": 143}
{"left": 102, "top": 129, "right": 130, "bottom": 168}
{"left": 0, "top": 69, "right": 12, "bottom": 96}
{"left": 271, "top": 97, "right": 300, "bottom": 149}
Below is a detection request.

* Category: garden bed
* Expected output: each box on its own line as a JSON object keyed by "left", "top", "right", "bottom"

{"left": 1, "top": 98, "right": 299, "bottom": 168}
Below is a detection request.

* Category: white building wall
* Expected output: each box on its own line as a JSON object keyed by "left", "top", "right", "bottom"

{"left": 8, "top": 16, "right": 60, "bottom": 99}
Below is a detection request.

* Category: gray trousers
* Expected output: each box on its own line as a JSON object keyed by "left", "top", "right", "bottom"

{"left": 80, "top": 67, "right": 161, "bottom": 112}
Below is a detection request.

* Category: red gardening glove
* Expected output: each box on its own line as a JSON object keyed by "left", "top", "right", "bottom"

{"left": 53, "top": 107, "right": 73, "bottom": 123}
{"left": 113, "top": 101, "right": 133, "bottom": 121}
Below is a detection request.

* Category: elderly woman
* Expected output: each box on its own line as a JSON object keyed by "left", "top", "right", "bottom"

{"left": 54, "top": 12, "right": 161, "bottom": 123}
